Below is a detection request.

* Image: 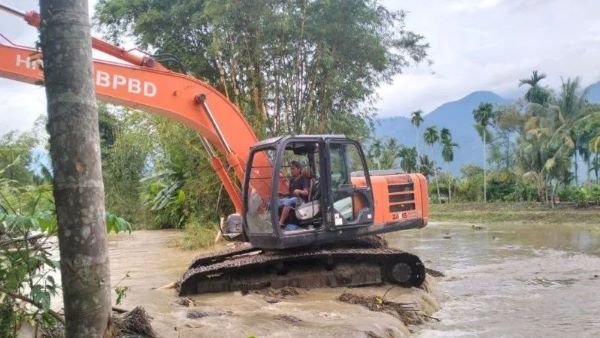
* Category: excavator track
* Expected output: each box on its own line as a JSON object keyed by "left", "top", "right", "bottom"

{"left": 179, "top": 243, "right": 425, "bottom": 295}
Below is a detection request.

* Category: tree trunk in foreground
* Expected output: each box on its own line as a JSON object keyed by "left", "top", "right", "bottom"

{"left": 40, "top": 0, "right": 112, "bottom": 336}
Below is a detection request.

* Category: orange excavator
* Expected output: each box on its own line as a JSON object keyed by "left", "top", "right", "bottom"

{"left": 0, "top": 5, "right": 429, "bottom": 295}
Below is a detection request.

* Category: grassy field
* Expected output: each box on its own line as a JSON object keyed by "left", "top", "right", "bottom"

{"left": 429, "top": 202, "right": 600, "bottom": 225}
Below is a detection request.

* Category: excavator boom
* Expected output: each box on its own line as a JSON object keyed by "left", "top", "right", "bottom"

{"left": 0, "top": 6, "right": 278, "bottom": 213}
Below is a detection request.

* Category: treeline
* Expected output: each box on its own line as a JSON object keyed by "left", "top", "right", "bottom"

{"left": 367, "top": 71, "right": 600, "bottom": 206}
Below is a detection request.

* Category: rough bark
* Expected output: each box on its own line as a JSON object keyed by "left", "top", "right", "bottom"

{"left": 39, "top": 0, "right": 112, "bottom": 336}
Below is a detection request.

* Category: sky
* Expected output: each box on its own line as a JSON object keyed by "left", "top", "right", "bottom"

{"left": 2, "top": 0, "right": 600, "bottom": 135}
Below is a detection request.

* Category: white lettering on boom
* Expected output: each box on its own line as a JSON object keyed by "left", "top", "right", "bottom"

{"left": 14, "top": 54, "right": 158, "bottom": 98}
{"left": 95, "top": 70, "right": 157, "bottom": 97}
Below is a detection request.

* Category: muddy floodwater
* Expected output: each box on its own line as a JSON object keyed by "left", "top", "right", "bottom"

{"left": 389, "top": 222, "right": 600, "bottom": 337}
{"left": 108, "top": 221, "right": 600, "bottom": 337}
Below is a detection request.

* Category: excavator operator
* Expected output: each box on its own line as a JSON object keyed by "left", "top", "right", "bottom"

{"left": 278, "top": 160, "right": 310, "bottom": 227}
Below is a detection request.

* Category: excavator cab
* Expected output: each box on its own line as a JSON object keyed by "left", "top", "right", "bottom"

{"left": 241, "top": 135, "right": 427, "bottom": 250}
{"left": 243, "top": 135, "right": 372, "bottom": 249}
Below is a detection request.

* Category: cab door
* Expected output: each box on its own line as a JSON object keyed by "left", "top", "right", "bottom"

{"left": 325, "top": 140, "right": 374, "bottom": 230}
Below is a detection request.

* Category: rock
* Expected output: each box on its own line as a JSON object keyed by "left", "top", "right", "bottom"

{"left": 114, "top": 306, "right": 157, "bottom": 338}
{"left": 187, "top": 311, "right": 210, "bottom": 319}
{"left": 274, "top": 314, "right": 303, "bottom": 324}
{"left": 175, "top": 297, "right": 195, "bottom": 307}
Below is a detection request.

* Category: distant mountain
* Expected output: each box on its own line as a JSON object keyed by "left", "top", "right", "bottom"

{"left": 585, "top": 81, "right": 600, "bottom": 103}
{"left": 374, "top": 91, "right": 511, "bottom": 175}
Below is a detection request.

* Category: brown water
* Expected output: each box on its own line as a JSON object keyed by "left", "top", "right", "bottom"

{"left": 387, "top": 222, "right": 600, "bottom": 337}
{"left": 108, "top": 230, "right": 438, "bottom": 337}
{"left": 107, "top": 221, "right": 600, "bottom": 337}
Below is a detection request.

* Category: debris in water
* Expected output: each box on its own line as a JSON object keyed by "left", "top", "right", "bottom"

{"left": 156, "top": 281, "right": 178, "bottom": 290}
{"left": 251, "top": 286, "right": 302, "bottom": 303}
{"left": 338, "top": 292, "right": 433, "bottom": 325}
{"left": 114, "top": 306, "right": 157, "bottom": 338}
{"left": 274, "top": 314, "right": 303, "bottom": 325}
{"left": 365, "top": 328, "right": 395, "bottom": 338}
{"left": 186, "top": 310, "right": 210, "bottom": 319}
{"left": 175, "top": 297, "right": 195, "bottom": 307}
{"left": 426, "top": 268, "right": 445, "bottom": 277}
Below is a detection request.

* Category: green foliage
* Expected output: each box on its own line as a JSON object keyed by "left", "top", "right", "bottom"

{"left": 95, "top": 0, "right": 428, "bottom": 139}
{"left": 0, "top": 176, "right": 59, "bottom": 334}
{"left": 519, "top": 70, "right": 550, "bottom": 105}
{"left": 366, "top": 138, "right": 400, "bottom": 170}
{"left": 115, "top": 286, "right": 129, "bottom": 306}
{"left": 113, "top": 272, "right": 131, "bottom": 306}
{"left": 0, "top": 131, "right": 37, "bottom": 185}
{"left": 0, "top": 148, "right": 134, "bottom": 334}
{"left": 100, "top": 107, "right": 154, "bottom": 225}
{"left": 558, "top": 184, "right": 600, "bottom": 206}
{"left": 106, "top": 212, "right": 132, "bottom": 234}
{"left": 399, "top": 147, "right": 418, "bottom": 173}
{"left": 179, "top": 220, "right": 219, "bottom": 250}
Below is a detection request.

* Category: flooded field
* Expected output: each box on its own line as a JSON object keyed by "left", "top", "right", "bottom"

{"left": 107, "top": 220, "right": 600, "bottom": 337}
{"left": 389, "top": 222, "right": 600, "bottom": 337}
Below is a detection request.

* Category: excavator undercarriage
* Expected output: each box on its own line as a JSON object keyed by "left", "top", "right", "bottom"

{"left": 179, "top": 236, "right": 425, "bottom": 295}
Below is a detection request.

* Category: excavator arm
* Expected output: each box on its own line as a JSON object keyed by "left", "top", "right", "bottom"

{"left": 0, "top": 5, "right": 274, "bottom": 213}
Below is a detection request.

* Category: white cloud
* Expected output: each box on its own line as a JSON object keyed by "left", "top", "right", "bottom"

{"left": 378, "top": 0, "right": 600, "bottom": 117}
{"left": 0, "top": 81, "right": 45, "bottom": 134}
{"left": 2, "top": 0, "right": 600, "bottom": 134}
{"left": 0, "top": 0, "right": 104, "bottom": 136}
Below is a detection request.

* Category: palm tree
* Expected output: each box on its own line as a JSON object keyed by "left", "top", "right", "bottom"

{"left": 516, "top": 103, "right": 573, "bottom": 204}
{"left": 418, "top": 155, "right": 435, "bottom": 180}
{"left": 411, "top": 110, "right": 424, "bottom": 161}
{"left": 473, "top": 103, "right": 494, "bottom": 203}
{"left": 519, "top": 70, "right": 550, "bottom": 105}
{"left": 423, "top": 126, "right": 439, "bottom": 148}
{"left": 399, "top": 146, "right": 418, "bottom": 173}
{"left": 440, "top": 128, "right": 451, "bottom": 144}
{"left": 440, "top": 128, "right": 458, "bottom": 202}
{"left": 40, "top": 0, "right": 112, "bottom": 334}
{"left": 555, "top": 77, "right": 587, "bottom": 185}
{"left": 423, "top": 126, "right": 440, "bottom": 202}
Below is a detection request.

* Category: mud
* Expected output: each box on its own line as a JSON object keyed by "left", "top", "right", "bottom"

{"left": 107, "top": 230, "right": 440, "bottom": 337}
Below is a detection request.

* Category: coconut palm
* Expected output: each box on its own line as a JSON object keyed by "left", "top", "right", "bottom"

{"left": 555, "top": 77, "right": 588, "bottom": 185}
{"left": 519, "top": 70, "right": 550, "bottom": 105}
{"left": 418, "top": 155, "right": 435, "bottom": 179}
{"left": 440, "top": 128, "right": 458, "bottom": 202}
{"left": 423, "top": 126, "right": 439, "bottom": 148}
{"left": 516, "top": 102, "right": 574, "bottom": 204}
{"left": 423, "top": 126, "right": 440, "bottom": 201}
{"left": 473, "top": 103, "right": 494, "bottom": 203}
{"left": 399, "top": 146, "right": 418, "bottom": 173}
{"left": 411, "top": 110, "right": 424, "bottom": 161}
{"left": 440, "top": 128, "right": 451, "bottom": 144}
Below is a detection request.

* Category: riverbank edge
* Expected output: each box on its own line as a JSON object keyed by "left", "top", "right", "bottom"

{"left": 430, "top": 202, "right": 600, "bottom": 225}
